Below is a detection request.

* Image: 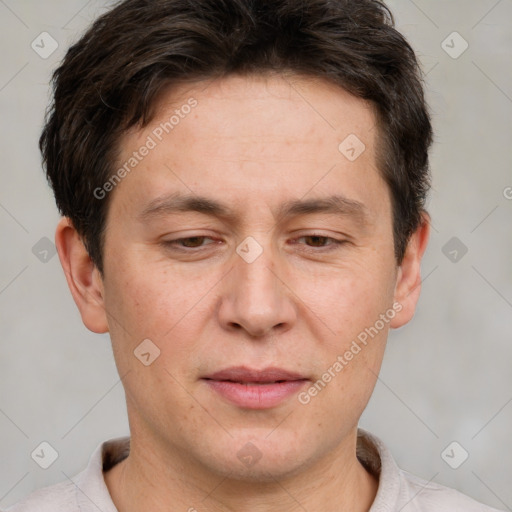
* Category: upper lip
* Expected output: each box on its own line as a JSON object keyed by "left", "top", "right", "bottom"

{"left": 203, "top": 366, "right": 308, "bottom": 383}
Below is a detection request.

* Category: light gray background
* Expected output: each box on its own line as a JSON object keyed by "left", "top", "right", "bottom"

{"left": 0, "top": 0, "right": 511, "bottom": 509}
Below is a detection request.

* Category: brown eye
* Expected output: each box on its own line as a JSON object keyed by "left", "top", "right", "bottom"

{"left": 164, "top": 236, "right": 216, "bottom": 250}
{"left": 179, "top": 237, "right": 208, "bottom": 248}
{"left": 303, "top": 235, "right": 332, "bottom": 247}
{"left": 294, "top": 235, "right": 345, "bottom": 250}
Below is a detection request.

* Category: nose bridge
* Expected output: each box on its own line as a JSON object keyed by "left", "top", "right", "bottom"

{"left": 219, "top": 235, "right": 295, "bottom": 337}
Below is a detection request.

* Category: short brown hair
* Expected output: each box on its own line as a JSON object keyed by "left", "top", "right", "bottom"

{"left": 40, "top": 0, "right": 432, "bottom": 273}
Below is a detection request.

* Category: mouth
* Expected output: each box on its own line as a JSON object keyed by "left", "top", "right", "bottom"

{"left": 202, "top": 366, "right": 309, "bottom": 409}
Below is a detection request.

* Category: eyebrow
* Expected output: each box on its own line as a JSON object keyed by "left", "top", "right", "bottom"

{"left": 139, "top": 192, "right": 370, "bottom": 227}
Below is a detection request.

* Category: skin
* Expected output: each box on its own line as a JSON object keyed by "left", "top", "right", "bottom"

{"left": 56, "top": 73, "right": 430, "bottom": 512}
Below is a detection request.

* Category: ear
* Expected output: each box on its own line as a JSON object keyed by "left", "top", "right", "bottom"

{"left": 390, "top": 212, "right": 431, "bottom": 329}
{"left": 55, "top": 217, "right": 109, "bottom": 333}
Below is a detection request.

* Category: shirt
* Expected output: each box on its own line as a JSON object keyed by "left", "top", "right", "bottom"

{"left": 6, "top": 428, "right": 504, "bottom": 512}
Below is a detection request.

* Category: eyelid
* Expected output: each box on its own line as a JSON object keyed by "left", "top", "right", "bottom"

{"left": 289, "top": 234, "right": 347, "bottom": 250}
{"left": 162, "top": 235, "right": 219, "bottom": 250}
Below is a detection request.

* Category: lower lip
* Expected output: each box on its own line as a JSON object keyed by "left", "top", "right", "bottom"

{"left": 203, "top": 379, "right": 308, "bottom": 409}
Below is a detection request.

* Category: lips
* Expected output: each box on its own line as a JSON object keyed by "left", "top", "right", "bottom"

{"left": 203, "top": 366, "right": 307, "bottom": 383}
{"left": 202, "top": 366, "right": 309, "bottom": 409}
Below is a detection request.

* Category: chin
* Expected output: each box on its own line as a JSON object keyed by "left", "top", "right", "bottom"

{"left": 209, "top": 455, "right": 307, "bottom": 484}
{"left": 197, "top": 435, "right": 319, "bottom": 483}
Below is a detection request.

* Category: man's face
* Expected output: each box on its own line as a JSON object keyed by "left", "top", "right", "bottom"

{"left": 96, "top": 74, "right": 405, "bottom": 479}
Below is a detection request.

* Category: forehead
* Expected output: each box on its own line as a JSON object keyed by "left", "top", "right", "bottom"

{"left": 149, "top": 73, "right": 376, "bottom": 150}
{"left": 110, "top": 73, "right": 388, "bottom": 224}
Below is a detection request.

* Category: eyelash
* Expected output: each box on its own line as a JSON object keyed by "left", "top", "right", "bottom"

{"left": 163, "top": 234, "right": 346, "bottom": 253}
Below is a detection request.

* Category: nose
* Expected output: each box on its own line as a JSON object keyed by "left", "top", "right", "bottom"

{"left": 217, "top": 238, "right": 297, "bottom": 338}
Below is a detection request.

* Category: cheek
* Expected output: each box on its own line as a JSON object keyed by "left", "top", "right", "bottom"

{"left": 295, "top": 261, "right": 396, "bottom": 340}
{"left": 101, "top": 256, "right": 216, "bottom": 368}
{"left": 104, "top": 256, "right": 194, "bottom": 325}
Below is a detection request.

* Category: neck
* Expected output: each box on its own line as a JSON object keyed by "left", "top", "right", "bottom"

{"left": 104, "top": 429, "right": 378, "bottom": 512}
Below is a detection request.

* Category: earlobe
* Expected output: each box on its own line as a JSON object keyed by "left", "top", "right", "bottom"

{"left": 55, "top": 217, "right": 109, "bottom": 334}
{"left": 390, "top": 212, "right": 431, "bottom": 329}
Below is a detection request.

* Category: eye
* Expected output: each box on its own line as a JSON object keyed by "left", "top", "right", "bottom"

{"left": 292, "top": 234, "right": 346, "bottom": 251}
{"left": 164, "top": 236, "right": 217, "bottom": 250}
{"left": 162, "top": 234, "right": 347, "bottom": 254}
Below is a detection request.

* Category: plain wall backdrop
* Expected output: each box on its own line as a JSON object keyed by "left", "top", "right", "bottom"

{"left": 0, "top": 0, "right": 511, "bottom": 509}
